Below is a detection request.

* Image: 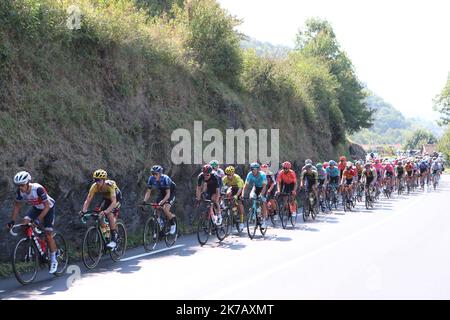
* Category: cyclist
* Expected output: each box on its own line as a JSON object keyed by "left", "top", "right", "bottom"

{"left": 80, "top": 169, "right": 122, "bottom": 249}
{"left": 243, "top": 162, "right": 269, "bottom": 228}
{"left": 261, "top": 164, "right": 277, "bottom": 216}
{"left": 395, "top": 161, "right": 405, "bottom": 189}
{"left": 300, "top": 163, "right": 318, "bottom": 206}
{"left": 404, "top": 160, "right": 414, "bottom": 188}
{"left": 276, "top": 161, "right": 298, "bottom": 217}
{"left": 142, "top": 165, "right": 177, "bottom": 235}
{"left": 340, "top": 162, "right": 356, "bottom": 200}
{"left": 210, "top": 159, "right": 225, "bottom": 179}
{"left": 362, "top": 163, "right": 377, "bottom": 199}
{"left": 7, "top": 171, "right": 59, "bottom": 274}
{"left": 316, "top": 163, "right": 327, "bottom": 206}
{"left": 196, "top": 164, "right": 222, "bottom": 225}
{"left": 222, "top": 166, "right": 245, "bottom": 230}
{"left": 338, "top": 156, "right": 347, "bottom": 179}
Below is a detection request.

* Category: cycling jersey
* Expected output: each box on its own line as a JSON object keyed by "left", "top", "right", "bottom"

{"left": 277, "top": 169, "right": 297, "bottom": 185}
{"left": 342, "top": 168, "right": 356, "bottom": 180}
{"left": 384, "top": 164, "right": 394, "bottom": 173}
{"left": 16, "top": 183, "right": 55, "bottom": 210}
{"left": 88, "top": 180, "right": 122, "bottom": 201}
{"left": 245, "top": 172, "right": 267, "bottom": 188}
{"left": 197, "top": 172, "right": 220, "bottom": 189}
{"left": 405, "top": 164, "right": 413, "bottom": 172}
{"left": 317, "top": 168, "right": 327, "bottom": 180}
{"left": 213, "top": 168, "right": 225, "bottom": 179}
{"left": 326, "top": 166, "right": 340, "bottom": 178}
{"left": 147, "top": 174, "right": 176, "bottom": 192}
{"left": 222, "top": 174, "right": 244, "bottom": 189}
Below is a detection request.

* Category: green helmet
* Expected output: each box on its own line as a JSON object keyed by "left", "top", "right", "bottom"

{"left": 316, "top": 163, "right": 323, "bottom": 169}
{"left": 209, "top": 160, "right": 219, "bottom": 168}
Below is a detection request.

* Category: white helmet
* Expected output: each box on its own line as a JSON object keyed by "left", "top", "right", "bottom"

{"left": 14, "top": 171, "right": 31, "bottom": 185}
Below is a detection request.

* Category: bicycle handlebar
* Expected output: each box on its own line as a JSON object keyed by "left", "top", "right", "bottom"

{"left": 9, "top": 223, "right": 41, "bottom": 237}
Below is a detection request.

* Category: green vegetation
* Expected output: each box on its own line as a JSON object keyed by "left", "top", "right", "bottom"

{"left": 438, "top": 125, "right": 450, "bottom": 162}
{"left": 0, "top": 0, "right": 371, "bottom": 263}
{"left": 351, "top": 93, "right": 443, "bottom": 145}
{"left": 433, "top": 72, "right": 450, "bottom": 126}
{"left": 403, "top": 129, "right": 437, "bottom": 150}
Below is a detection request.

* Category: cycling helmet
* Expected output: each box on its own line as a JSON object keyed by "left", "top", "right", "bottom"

{"left": 329, "top": 160, "right": 337, "bottom": 166}
{"left": 209, "top": 160, "right": 219, "bottom": 168}
{"left": 203, "top": 164, "right": 213, "bottom": 174}
{"left": 93, "top": 169, "right": 107, "bottom": 180}
{"left": 339, "top": 156, "right": 346, "bottom": 161}
{"left": 316, "top": 163, "right": 323, "bottom": 169}
{"left": 346, "top": 162, "right": 352, "bottom": 169}
{"left": 151, "top": 165, "right": 163, "bottom": 174}
{"left": 364, "top": 163, "right": 371, "bottom": 168}
{"left": 305, "top": 159, "right": 312, "bottom": 165}
{"left": 282, "top": 161, "right": 292, "bottom": 170}
{"left": 260, "top": 164, "right": 269, "bottom": 172}
{"left": 250, "top": 162, "right": 260, "bottom": 170}
{"left": 14, "top": 171, "right": 31, "bottom": 185}
{"left": 225, "top": 166, "right": 235, "bottom": 175}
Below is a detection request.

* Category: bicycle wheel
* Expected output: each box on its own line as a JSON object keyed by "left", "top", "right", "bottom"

{"left": 279, "top": 201, "right": 289, "bottom": 229}
{"left": 223, "top": 209, "right": 233, "bottom": 237}
{"left": 82, "top": 226, "right": 103, "bottom": 269}
{"left": 12, "top": 238, "right": 38, "bottom": 285}
{"left": 197, "top": 213, "right": 211, "bottom": 246}
{"left": 143, "top": 216, "right": 159, "bottom": 251}
{"left": 260, "top": 218, "right": 267, "bottom": 236}
{"left": 311, "top": 200, "right": 318, "bottom": 220}
{"left": 53, "top": 232, "right": 69, "bottom": 276}
{"left": 110, "top": 220, "right": 127, "bottom": 262}
{"left": 247, "top": 209, "right": 258, "bottom": 240}
{"left": 302, "top": 198, "right": 309, "bottom": 222}
{"left": 216, "top": 214, "right": 229, "bottom": 242}
{"left": 165, "top": 216, "right": 178, "bottom": 247}
{"left": 343, "top": 193, "right": 348, "bottom": 212}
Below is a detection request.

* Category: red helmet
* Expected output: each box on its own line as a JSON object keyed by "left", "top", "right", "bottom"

{"left": 202, "top": 164, "right": 213, "bottom": 174}
{"left": 260, "top": 164, "right": 269, "bottom": 171}
{"left": 339, "top": 156, "right": 346, "bottom": 162}
{"left": 282, "top": 161, "right": 292, "bottom": 169}
{"left": 323, "top": 161, "right": 329, "bottom": 169}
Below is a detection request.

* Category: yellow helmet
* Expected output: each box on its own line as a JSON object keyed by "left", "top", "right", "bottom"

{"left": 93, "top": 169, "right": 107, "bottom": 180}
{"left": 225, "top": 166, "right": 235, "bottom": 175}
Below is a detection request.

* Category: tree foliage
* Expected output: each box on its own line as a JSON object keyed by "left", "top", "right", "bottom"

{"left": 433, "top": 72, "right": 450, "bottom": 126}
{"left": 295, "top": 18, "right": 373, "bottom": 133}
{"left": 404, "top": 129, "right": 437, "bottom": 150}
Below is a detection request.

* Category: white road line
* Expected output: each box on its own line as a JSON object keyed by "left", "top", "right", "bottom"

{"left": 205, "top": 192, "right": 430, "bottom": 299}
{"left": 120, "top": 244, "right": 185, "bottom": 262}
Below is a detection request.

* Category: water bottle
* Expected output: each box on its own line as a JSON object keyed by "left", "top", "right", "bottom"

{"left": 100, "top": 224, "right": 110, "bottom": 238}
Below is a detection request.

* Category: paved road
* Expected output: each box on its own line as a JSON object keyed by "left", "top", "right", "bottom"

{"left": 1, "top": 175, "right": 450, "bottom": 299}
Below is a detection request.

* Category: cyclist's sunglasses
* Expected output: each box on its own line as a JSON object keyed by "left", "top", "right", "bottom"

{"left": 151, "top": 172, "right": 159, "bottom": 176}
{"left": 93, "top": 178, "right": 103, "bottom": 183}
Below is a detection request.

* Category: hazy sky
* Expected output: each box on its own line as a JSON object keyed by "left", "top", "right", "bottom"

{"left": 217, "top": 0, "right": 450, "bottom": 120}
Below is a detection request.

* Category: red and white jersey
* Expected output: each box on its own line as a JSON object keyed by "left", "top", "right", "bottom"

{"left": 16, "top": 183, "right": 55, "bottom": 209}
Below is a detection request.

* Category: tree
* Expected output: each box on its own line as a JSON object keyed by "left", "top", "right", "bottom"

{"left": 403, "top": 129, "right": 437, "bottom": 150}
{"left": 295, "top": 18, "right": 373, "bottom": 133}
{"left": 437, "top": 125, "right": 450, "bottom": 163}
{"left": 182, "top": 0, "right": 243, "bottom": 87}
{"left": 433, "top": 72, "right": 450, "bottom": 126}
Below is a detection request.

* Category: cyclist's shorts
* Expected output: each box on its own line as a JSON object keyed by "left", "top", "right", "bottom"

{"left": 365, "top": 177, "right": 374, "bottom": 186}
{"left": 385, "top": 171, "right": 393, "bottom": 178}
{"left": 98, "top": 199, "right": 121, "bottom": 217}
{"left": 254, "top": 186, "right": 263, "bottom": 196}
{"left": 329, "top": 176, "right": 339, "bottom": 185}
{"left": 318, "top": 179, "right": 325, "bottom": 187}
{"left": 226, "top": 186, "right": 240, "bottom": 197}
{"left": 345, "top": 178, "right": 353, "bottom": 186}
{"left": 157, "top": 190, "right": 176, "bottom": 206}
{"left": 407, "top": 171, "right": 413, "bottom": 177}
{"left": 419, "top": 168, "right": 427, "bottom": 174}
{"left": 280, "top": 182, "right": 295, "bottom": 194}
{"left": 25, "top": 206, "right": 55, "bottom": 231}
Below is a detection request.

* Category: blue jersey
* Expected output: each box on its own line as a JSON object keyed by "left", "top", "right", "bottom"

{"left": 245, "top": 171, "right": 267, "bottom": 188}
{"left": 326, "top": 166, "right": 339, "bottom": 178}
{"left": 147, "top": 174, "right": 176, "bottom": 192}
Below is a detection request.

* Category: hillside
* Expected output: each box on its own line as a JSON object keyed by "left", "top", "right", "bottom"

{"left": 351, "top": 93, "right": 443, "bottom": 145}
{"left": 0, "top": 0, "right": 369, "bottom": 264}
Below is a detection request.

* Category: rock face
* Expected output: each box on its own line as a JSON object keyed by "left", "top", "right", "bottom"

{"left": 349, "top": 143, "right": 367, "bottom": 161}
